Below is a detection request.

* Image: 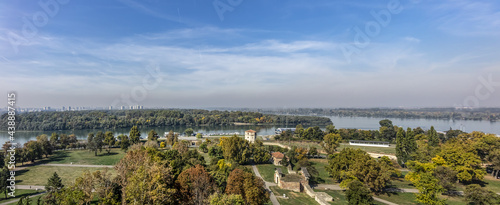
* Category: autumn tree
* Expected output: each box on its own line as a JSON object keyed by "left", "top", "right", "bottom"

{"left": 321, "top": 133, "right": 342, "bottom": 155}
{"left": 226, "top": 169, "right": 269, "bottom": 205}
{"left": 176, "top": 165, "right": 216, "bottom": 205}
{"left": 405, "top": 159, "right": 446, "bottom": 205}
{"left": 209, "top": 193, "right": 244, "bottom": 205}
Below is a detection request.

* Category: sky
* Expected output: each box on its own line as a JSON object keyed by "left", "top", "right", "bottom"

{"left": 0, "top": 0, "right": 499, "bottom": 108}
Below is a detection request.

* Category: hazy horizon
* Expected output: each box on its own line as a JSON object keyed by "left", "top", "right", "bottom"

{"left": 2, "top": 1, "right": 500, "bottom": 108}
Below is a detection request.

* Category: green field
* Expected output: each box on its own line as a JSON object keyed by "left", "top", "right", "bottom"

{"left": 0, "top": 189, "right": 43, "bottom": 204}
{"left": 375, "top": 192, "right": 419, "bottom": 205}
{"left": 256, "top": 164, "right": 288, "bottom": 182}
{"left": 270, "top": 186, "right": 318, "bottom": 205}
{"left": 309, "top": 158, "right": 335, "bottom": 184}
{"left": 318, "top": 189, "right": 384, "bottom": 205}
{"left": 338, "top": 143, "right": 396, "bottom": 155}
{"left": 16, "top": 166, "right": 117, "bottom": 186}
{"left": 41, "top": 148, "right": 126, "bottom": 165}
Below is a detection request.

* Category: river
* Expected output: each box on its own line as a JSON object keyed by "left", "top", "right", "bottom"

{"left": 1, "top": 116, "right": 499, "bottom": 145}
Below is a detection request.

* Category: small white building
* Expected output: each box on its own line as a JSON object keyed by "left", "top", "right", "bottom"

{"left": 245, "top": 130, "right": 257, "bottom": 143}
{"left": 349, "top": 140, "right": 390, "bottom": 147}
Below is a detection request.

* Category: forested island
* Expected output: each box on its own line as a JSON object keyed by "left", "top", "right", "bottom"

{"left": 260, "top": 107, "right": 500, "bottom": 121}
{"left": 0, "top": 109, "right": 332, "bottom": 131}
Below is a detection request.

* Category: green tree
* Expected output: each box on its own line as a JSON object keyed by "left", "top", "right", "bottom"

{"left": 185, "top": 128, "right": 194, "bottom": 136}
{"left": 104, "top": 131, "right": 116, "bottom": 154}
{"left": 87, "top": 133, "right": 97, "bottom": 155}
{"left": 0, "top": 167, "right": 9, "bottom": 199}
{"left": 129, "top": 126, "right": 141, "bottom": 144}
{"left": 439, "top": 139, "right": 485, "bottom": 182}
{"left": 147, "top": 129, "right": 159, "bottom": 141}
{"left": 36, "top": 134, "right": 52, "bottom": 158}
{"left": 196, "top": 133, "right": 203, "bottom": 139}
{"left": 396, "top": 127, "right": 406, "bottom": 166}
{"left": 220, "top": 136, "right": 251, "bottom": 164}
{"left": 24, "top": 140, "right": 42, "bottom": 162}
{"left": 295, "top": 124, "right": 304, "bottom": 138}
{"left": 464, "top": 184, "right": 500, "bottom": 205}
{"left": 321, "top": 133, "right": 342, "bottom": 155}
{"left": 326, "top": 148, "right": 391, "bottom": 192}
{"left": 345, "top": 180, "right": 373, "bottom": 205}
{"left": 94, "top": 131, "right": 105, "bottom": 155}
{"left": 119, "top": 134, "right": 130, "bottom": 151}
{"left": 209, "top": 193, "right": 244, "bottom": 205}
{"left": 44, "top": 172, "right": 64, "bottom": 204}
{"left": 405, "top": 127, "right": 417, "bottom": 160}
{"left": 308, "top": 147, "right": 318, "bottom": 157}
{"left": 428, "top": 126, "right": 439, "bottom": 147}
{"left": 379, "top": 119, "right": 396, "bottom": 142}
{"left": 325, "top": 124, "right": 337, "bottom": 134}
{"left": 405, "top": 160, "right": 446, "bottom": 205}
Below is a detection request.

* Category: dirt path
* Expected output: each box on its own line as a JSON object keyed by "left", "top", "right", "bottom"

{"left": 251, "top": 165, "right": 280, "bottom": 205}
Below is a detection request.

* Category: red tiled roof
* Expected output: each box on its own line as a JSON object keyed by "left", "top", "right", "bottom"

{"left": 245, "top": 130, "right": 256, "bottom": 133}
{"left": 272, "top": 152, "right": 284, "bottom": 159}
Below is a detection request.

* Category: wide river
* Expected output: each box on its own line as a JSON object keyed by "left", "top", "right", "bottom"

{"left": 1, "top": 116, "right": 499, "bottom": 145}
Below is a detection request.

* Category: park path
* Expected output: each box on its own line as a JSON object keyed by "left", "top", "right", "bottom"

{"left": 40, "top": 163, "right": 114, "bottom": 168}
{"left": 0, "top": 191, "right": 46, "bottom": 205}
{"left": 251, "top": 165, "right": 280, "bottom": 205}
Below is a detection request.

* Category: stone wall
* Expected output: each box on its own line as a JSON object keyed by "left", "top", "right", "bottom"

{"left": 279, "top": 181, "right": 301, "bottom": 193}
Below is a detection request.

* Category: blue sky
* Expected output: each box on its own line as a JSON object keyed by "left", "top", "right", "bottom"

{"left": 1, "top": 0, "right": 500, "bottom": 108}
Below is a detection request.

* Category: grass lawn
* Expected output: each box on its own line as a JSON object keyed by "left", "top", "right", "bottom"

{"left": 197, "top": 151, "right": 211, "bottom": 165}
{"left": 16, "top": 166, "right": 117, "bottom": 186}
{"left": 483, "top": 177, "right": 500, "bottom": 193}
{"left": 0, "top": 189, "right": 43, "bottom": 204}
{"left": 440, "top": 195, "right": 468, "bottom": 205}
{"left": 309, "top": 158, "right": 335, "bottom": 184}
{"left": 270, "top": 186, "right": 318, "bottom": 205}
{"left": 256, "top": 164, "right": 288, "bottom": 182}
{"left": 318, "top": 189, "right": 384, "bottom": 205}
{"left": 375, "top": 192, "right": 419, "bottom": 205}
{"left": 338, "top": 143, "right": 396, "bottom": 155}
{"left": 41, "top": 148, "right": 126, "bottom": 165}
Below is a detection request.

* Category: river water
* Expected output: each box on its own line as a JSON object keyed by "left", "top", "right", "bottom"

{"left": 1, "top": 116, "right": 499, "bottom": 145}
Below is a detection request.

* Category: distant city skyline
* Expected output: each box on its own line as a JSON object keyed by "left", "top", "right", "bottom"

{"left": 1, "top": 0, "right": 500, "bottom": 108}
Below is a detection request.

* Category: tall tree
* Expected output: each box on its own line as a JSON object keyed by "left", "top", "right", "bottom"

{"left": 50, "top": 132, "right": 59, "bottom": 147}
{"left": 396, "top": 127, "right": 406, "bottom": 166}
{"left": 104, "top": 131, "right": 116, "bottom": 154}
{"left": 428, "top": 126, "right": 439, "bottom": 147}
{"left": 119, "top": 134, "right": 130, "bottom": 151}
{"left": 405, "top": 127, "right": 417, "bottom": 160}
{"left": 0, "top": 167, "right": 9, "bottom": 199}
{"left": 44, "top": 172, "right": 64, "bottom": 204}
{"left": 129, "top": 126, "right": 141, "bottom": 144}
{"left": 379, "top": 119, "right": 396, "bottom": 142}
{"left": 36, "top": 134, "right": 52, "bottom": 158}
{"left": 325, "top": 124, "right": 337, "bottom": 134}
{"left": 94, "top": 131, "right": 105, "bottom": 155}
{"left": 321, "top": 133, "right": 342, "bottom": 155}
{"left": 295, "top": 124, "right": 304, "bottom": 138}
{"left": 148, "top": 129, "right": 159, "bottom": 141}
{"left": 226, "top": 169, "right": 269, "bottom": 205}
{"left": 405, "top": 160, "right": 446, "bottom": 205}
{"left": 87, "top": 133, "right": 97, "bottom": 156}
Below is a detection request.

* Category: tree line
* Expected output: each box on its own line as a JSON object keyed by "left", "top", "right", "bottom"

{"left": 0, "top": 109, "right": 332, "bottom": 131}
{"left": 264, "top": 107, "right": 500, "bottom": 121}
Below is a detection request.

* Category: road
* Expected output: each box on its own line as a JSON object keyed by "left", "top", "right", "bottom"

{"left": 251, "top": 165, "right": 280, "bottom": 205}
